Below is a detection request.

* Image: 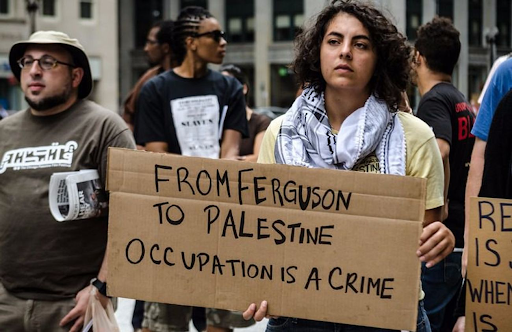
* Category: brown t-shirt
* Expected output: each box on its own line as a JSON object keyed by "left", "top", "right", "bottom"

{"left": 0, "top": 100, "right": 135, "bottom": 300}
{"left": 239, "top": 111, "right": 271, "bottom": 156}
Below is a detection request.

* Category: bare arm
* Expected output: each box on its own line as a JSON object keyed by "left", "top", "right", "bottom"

{"left": 220, "top": 129, "right": 241, "bottom": 159}
{"left": 436, "top": 138, "right": 451, "bottom": 221}
{"left": 239, "top": 131, "right": 266, "bottom": 162}
{"left": 145, "top": 141, "right": 169, "bottom": 153}
{"left": 462, "top": 138, "right": 486, "bottom": 276}
{"left": 419, "top": 209, "right": 455, "bottom": 268}
{"left": 465, "top": 139, "right": 486, "bottom": 225}
{"left": 452, "top": 316, "right": 465, "bottom": 332}
{"left": 424, "top": 206, "right": 442, "bottom": 226}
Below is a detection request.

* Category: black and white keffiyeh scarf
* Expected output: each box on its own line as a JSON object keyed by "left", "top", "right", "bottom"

{"left": 275, "top": 87, "right": 406, "bottom": 175}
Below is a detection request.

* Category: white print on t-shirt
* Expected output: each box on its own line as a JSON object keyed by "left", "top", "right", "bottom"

{"left": 0, "top": 141, "right": 78, "bottom": 174}
{"left": 171, "top": 95, "right": 221, "bottom": 159}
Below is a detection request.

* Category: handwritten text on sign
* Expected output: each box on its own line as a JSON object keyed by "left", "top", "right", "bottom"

{"left": 467, "top": 197, "right": 512, "bottom": 331}
{"left": 106, "top": 148, "right": 426, "bottom": 331}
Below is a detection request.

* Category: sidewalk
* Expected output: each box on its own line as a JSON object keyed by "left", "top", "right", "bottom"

{"left": 115, "top": 298, "right": 267, "bottom": 332}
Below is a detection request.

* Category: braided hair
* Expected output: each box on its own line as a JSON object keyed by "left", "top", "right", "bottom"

{"left": 172, "top": 6, "right": 213, "bottom": 65}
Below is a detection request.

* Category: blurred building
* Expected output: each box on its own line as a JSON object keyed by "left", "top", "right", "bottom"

{"left": 0, "top": 0, "right": 510, "bottom": 113}
{"left": 121, "top": 0, "right": 511, "bottom": 111}
{"left": 0, "top": 0, "right": 118, "bottom": 112}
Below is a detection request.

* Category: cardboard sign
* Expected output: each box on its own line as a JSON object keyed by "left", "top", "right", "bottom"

{"left": 106, "top": 148, "right": 426, "bottom": 331}
{"left": 466, "top": 197, "right": 512, "bottom": 331}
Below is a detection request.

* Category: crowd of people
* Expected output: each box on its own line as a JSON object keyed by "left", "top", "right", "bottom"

{"left": 0, "top": 0, "right": 510, "bottom": 332}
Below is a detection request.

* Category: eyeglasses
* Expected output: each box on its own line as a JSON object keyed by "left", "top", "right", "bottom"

{"left": 193, "top": 30, "right": 226, "bottom": 43}
{"left": 17, "top": 55, "right": 76, "bottom": 71}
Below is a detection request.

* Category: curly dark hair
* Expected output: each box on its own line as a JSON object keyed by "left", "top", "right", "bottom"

{"left": 292, "top": 0, "right": 411, "bottom": 110}
{"left": 415, "top": 16, "right": 460, "bottom": 76}
{"left": 172, "top": 6, "right": 213, "bottom": 65}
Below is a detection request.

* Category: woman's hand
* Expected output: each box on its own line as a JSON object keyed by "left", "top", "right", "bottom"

{"left": 243, "top": 301, "right": 269, "bottom": 321}
{"left": 418, "top": 221, "right": 455, "bottom": 268}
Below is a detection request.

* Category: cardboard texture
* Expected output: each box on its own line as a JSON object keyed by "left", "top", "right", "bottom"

{"left": 106, "top": 148, "right": 426, "bottom": 331}
{"left": 466, "top": 197, "right": 512, "bottom": 331}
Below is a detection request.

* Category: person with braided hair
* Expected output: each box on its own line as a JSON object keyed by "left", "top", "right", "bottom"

{"left": 136, "top": 6, "right": 251, "bottom": 332}
{"left": 136, "top": 6, "right": 247, "bottom": 160}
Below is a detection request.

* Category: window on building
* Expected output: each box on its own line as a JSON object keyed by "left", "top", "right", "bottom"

{"left": 80, "top": 0, "right": 93, "bottom": 19}
{"left": 496, "top": 0, "right": 511, "bottom": 48}
{"left": 41, "top": 0, "right": 56, "bottom": 17}
{"left": 406, "top": 0, "right": 422, "bottom": 40}
{"left": 468, "top": 65, "right": 486, "bottom": 106}
{"left": 226, "top": 0, "right": 254, "bottom": 43}
{"left": 0, "top": 0, "right": 10, "bottom": 15}
{"left": 468, "top": 0, "right": 482, "bottom": 46}
{"left": 271, "top": 64, "right": 299, "bottom": 107}
{"left": 437, "top": 0, "right": 453, "bottom": 21}
{"left": 180, "top": 0, "right": 207, "bottom": 10}
{"left": 135, "top": 0, "right": 163, "bottom": 48}
{"left": 273, "top": 0, "right": 304, "bottom": 42}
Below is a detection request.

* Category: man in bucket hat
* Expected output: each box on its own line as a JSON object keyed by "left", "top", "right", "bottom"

{"left": 0, "top": 31, "right": 135, "bottom": 331}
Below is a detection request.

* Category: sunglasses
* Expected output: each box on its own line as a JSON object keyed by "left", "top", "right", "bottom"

{"left": 18, "top": 55, "right": 76, "bottom": 71}
{"left": 193, "top": 30, "right": 226, "bottom": 43}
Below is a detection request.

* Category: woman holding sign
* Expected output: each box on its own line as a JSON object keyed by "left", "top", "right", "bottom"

{"left": 243, "top": 0, "right": 455, "bottom": 331}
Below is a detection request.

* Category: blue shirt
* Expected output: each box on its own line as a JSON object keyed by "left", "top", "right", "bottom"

{"left": 472, "top": 58, "right": 512, "bottom": 141}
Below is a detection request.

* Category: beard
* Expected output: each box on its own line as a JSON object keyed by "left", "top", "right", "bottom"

{"left": 25, "top": 85, "right": 73, "bottom": 111}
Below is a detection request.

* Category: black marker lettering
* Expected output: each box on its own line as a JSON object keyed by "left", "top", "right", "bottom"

{"left": 126, "top": 238, "right": 145, "bottom": 264}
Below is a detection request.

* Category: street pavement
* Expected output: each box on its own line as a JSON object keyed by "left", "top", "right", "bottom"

{"left": 115, "top": 298, "right": 267, "bottom": 332}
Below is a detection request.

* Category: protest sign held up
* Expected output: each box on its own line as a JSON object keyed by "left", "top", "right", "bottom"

{"left": 466, "top": 197, "right": 512, "bottom": 331}
{"left": 106, "top": 148, "right": 426, "bottom": 331}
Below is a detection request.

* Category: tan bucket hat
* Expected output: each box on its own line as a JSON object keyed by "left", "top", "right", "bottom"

{"left": 9, "top": 31, "right": 93, "bottom": 99}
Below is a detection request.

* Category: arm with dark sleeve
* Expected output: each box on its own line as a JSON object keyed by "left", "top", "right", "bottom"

{"left": 134, "top": 80, "right": 169, "bottom": 148}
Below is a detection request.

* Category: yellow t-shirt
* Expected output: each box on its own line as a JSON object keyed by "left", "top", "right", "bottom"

{"left": 258, "top": 111, "right": 444, "bottom": 302}
{"left": 258, "top": 111, "right": 444, "bottom": 210}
